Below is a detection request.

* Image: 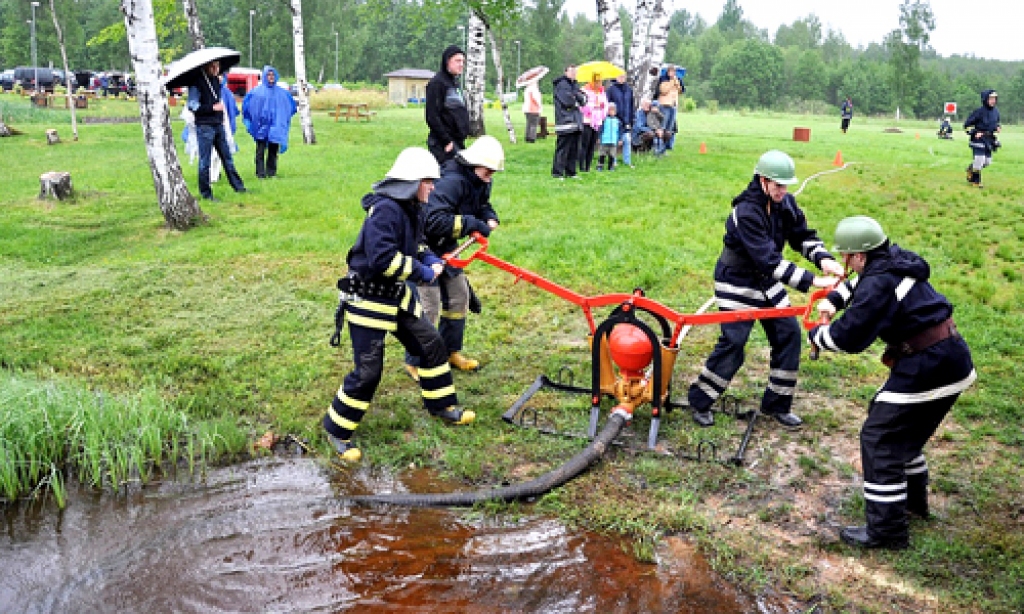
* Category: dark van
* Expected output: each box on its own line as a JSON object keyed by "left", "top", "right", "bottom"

{"left": 14, "top": 66, "right": 55, "bottom": 92}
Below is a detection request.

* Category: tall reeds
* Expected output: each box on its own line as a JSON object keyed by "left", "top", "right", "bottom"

{"left": 0, "top": 372, "right": 248, "bottom": 507}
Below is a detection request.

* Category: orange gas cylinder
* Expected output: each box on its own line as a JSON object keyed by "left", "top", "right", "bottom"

{"left": 608, "top": 324, "right": 654, "bottom": 377}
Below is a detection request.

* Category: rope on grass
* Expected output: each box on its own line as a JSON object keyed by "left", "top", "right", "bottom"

{"left": 794, "top": 162, "right": 856, "bottom": 196}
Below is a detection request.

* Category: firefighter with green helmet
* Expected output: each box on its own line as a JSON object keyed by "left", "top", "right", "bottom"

{"left": 810, "top": 215, "right": 975, "bottom": 550}
{"left": 687, "top": 150, "right": 843, "bottom": 428}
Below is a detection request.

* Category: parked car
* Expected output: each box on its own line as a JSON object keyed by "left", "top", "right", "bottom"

{"left": 289, "top": 82, "right": 316, "bottom": 97}
{"left": 321, "top": 82, "right": 344, "bottom": 91}
{"left": 0, "top": 69, "right": 15, "bottom": 91}
{"left": 52, "top": 69, "right": 77, "bottom": 90}
{"left": 13, "top": 66, "right": 55, "bottom": 92}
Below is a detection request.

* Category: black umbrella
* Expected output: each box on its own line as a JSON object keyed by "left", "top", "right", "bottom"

{"left": 161, "top": 47, "right": 241, "bottom": 90}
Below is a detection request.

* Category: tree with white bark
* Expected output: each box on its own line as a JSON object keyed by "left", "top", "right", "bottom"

{"left": 464, "top": 11, "right": 488, "bottom": 137}
{"left": 289, "top": 0, "right": 315, "bottom": 144}
{"left": 596, "top": 0, "right": 624, "bottom": 69}
{"left": 486, "top": 26, "right": 516, "bottom": 143}
{"left": 48, "top": 0, "right": 78, "bottom": 141}
{"left": 121, "top": 0, "right": 203, "bottom": 230}
{"left": 181, "top": 0, "right": 205, "bottom": 51}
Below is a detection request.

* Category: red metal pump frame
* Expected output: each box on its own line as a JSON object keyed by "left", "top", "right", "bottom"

{"left": 445, "top": 233, "right": 830, "bottom": 346}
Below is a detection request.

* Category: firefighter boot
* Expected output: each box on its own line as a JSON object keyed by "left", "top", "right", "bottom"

{"left": 692, "top": 409, "right": 715, "bottom": 427}
{"left": 840, "top": 526, "right": 908, "bottom": 551}
{"left": 429, "top": 406, "right": 476, "bottom": 425}
{"left": 327, "top": 433, "right": 362, "bottom": 462}
{"left": 973, "top": 171, "right": 984, "bottom": 188}
{"left": 965, "top": 164, "right": 973, "bottom": 182}
{"left": 449, "top": 351, "right": 480, "bottom": 371}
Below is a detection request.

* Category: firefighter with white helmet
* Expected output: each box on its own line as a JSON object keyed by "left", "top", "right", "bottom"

{"left": 687, "top": 150, "right": 843, "bottom": 428}
{"left": 811, "top": 216, "right": 975, "bottom": 550}
{"left": 405, "top": 136, "right": 505, "bottom": 380}
{"left": 325, "top": 147, "right": 475, "bottom": 463}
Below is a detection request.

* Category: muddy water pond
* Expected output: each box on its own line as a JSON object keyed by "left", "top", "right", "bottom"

{"left": 1, "top": 457, "right": 767, "bottom": 613}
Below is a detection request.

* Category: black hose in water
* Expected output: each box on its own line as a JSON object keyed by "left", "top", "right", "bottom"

{"left": 347, "top": 413, "right": 628, "bottom": 507}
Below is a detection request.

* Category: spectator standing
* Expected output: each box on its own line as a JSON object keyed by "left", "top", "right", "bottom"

{"left": 425, "top": 45, "right": 470, "bottom": 165}
{"left": 686, "top": 150, "right": 842, "bottom": 428}
{"left": 551, "top": 65, "right": 585, "bottom": 180}
{"left": 243, "top": 65, "right": 297, "bottom": 179}
{"left": 578, "top": 76, "right": 608, "bottom": 173}
{"left": 840, "top": 96, "right": 854, "bottom": 133}
{"left": 522, "top": 79, "right": 543, "bottom": 143}
{"left": 810, "top": 216, "right": 975, "bottom": 550}
{"left": 597, "top": 102, "right": 621, "bottom": 171}
{"left": 187, "top": 60, "right": 246, "bottom": 201}
{"left": 606, "top": 74, "right": 635, "bottom": 167}
{"left": 656, "top": 65, "right": 684, "bottom": 150}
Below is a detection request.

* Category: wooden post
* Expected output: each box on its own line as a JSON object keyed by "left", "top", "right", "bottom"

{"left": 39, "top": 172, "right": 74, "bottom": 200}
{"left": 46, "top": 129, "right": 61, "bottom": 145}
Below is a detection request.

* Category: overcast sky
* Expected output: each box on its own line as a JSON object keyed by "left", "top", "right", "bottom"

{"left": 560, "top": 0, "right": 1022, "bottom": 62}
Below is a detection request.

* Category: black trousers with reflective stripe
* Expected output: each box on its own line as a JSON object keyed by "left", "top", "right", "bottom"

{"left": 323, "top": 309, "right": 456, "bottom": 441}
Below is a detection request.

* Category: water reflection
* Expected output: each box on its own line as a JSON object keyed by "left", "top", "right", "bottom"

{"left": 1, "top": 457, "right": 759, "bottom": 613}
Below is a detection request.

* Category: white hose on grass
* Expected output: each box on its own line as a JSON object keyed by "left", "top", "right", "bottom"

{"left": 794, "top": 162, "right": 856, "bottom": 196}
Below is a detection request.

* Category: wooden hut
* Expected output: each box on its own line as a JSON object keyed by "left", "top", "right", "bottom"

{"left": 384, "top": 68, "right": 435, "bottom": 106}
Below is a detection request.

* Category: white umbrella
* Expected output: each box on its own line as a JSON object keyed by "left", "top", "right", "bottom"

{"left": 515, "top": 65, "right": 549, "bottom": 88}
{"left": 161, "top": 47, "right": 241, "bottom": 90}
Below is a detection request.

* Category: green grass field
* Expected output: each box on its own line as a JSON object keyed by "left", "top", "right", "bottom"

{"left": 1, "top": 95, "right": 1022, "bottom": 612}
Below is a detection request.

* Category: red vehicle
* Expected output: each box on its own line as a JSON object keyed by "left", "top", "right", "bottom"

{"left": 226, "top": 67, "right": 261, "bottom": 99}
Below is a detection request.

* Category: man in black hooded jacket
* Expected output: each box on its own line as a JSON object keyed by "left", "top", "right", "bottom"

{"left": 962, "top": 89, "right": 1001, "bottom": 188}
{"left": 810, "top": 216, "right": 975, "bottom": 551}
{"left": 426, "top": 45, "right": 471, "bottom": 165}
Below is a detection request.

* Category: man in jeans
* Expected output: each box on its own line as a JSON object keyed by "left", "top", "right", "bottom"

{"left": 606, "top": 73, "right": 635, "bottom": 168}
{"left": 188, "top": 60, "right": 246, "bottom": 201}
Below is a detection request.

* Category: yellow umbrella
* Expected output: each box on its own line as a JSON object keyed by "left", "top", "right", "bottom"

{"left": 575, "top": 60, "right": 624, "bottom": 84}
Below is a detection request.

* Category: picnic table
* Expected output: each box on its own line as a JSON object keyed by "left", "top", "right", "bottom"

{"left": 329, "top": 102, "right": 377, "bottom": 122}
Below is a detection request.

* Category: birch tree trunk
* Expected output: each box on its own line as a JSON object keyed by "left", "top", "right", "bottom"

{"left": 49, "top": 0, "right": 78, "bottom": 141}
{"left": 486, "top": 29, "right": 516, "bottom": 144}
{"left": 465, "top": 11, "right": 487, "bottom": 137}
{"left": 628, "top": 0, "right": 653, "bottom": 103}
{"left": 121, "top": 0, "right": 203, "bottom": 230}
{"left": 290, "top": 0, "right": 315, "bottom": 144}
{"left": 181, "top": 0, "right": 205, "bottom": 51}
{"left": 636, "top": 0, "right": 669, "bottom": 106}
{"left": 596, "top": 0, "right": 624, "bottom": 69}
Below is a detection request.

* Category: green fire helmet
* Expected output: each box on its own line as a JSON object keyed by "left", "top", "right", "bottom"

{"left": 833, "top": 216, "right": 887, "bottom": 253}
{"left": 754, "top": 150, "right": 798, "bottom": 185}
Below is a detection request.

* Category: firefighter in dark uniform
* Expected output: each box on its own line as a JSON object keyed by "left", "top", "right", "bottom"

{"left": 810, "top": 216, "right": 976, "bottom": 550}
{"left": 840, "top": 96, "right": 853, "bottom": 133}
{"left": 325, "top": 147, "right": 475, "bottom": 462}
{"left": 687, "top": 150, "right": 843, "bottom": 428}
{"left": 405, "top": 136, "right": 504, "bottom": 380}
{"left": 963, "top": 89, "right": 1000, "bottom": 188}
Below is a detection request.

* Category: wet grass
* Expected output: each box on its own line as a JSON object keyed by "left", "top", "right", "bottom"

{"left": 1, "top": 104, "right": 1022, "bottom": 611}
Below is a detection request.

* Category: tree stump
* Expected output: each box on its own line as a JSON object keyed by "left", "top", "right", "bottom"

{"left": 39, "top": 172, "right": 74, "bottom": 201}
{"left": 46, "top": 129, "right": 60, "bottom": 145}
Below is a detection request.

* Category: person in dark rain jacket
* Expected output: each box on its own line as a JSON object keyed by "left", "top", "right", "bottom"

{"left": 810, "top": 216, "right": 975, "bottom": 550}
{"left": 687, "top": 150, "right": 843, "bottom": 428}
{"left": 962, "top": 89, "right": 1001, "bottom": 188}
{"left": 840, "top": 96, "right": 853, "bottom": 133}
{"left": 325, "top": 147, "right": 475, "bottom": 463}
{"left": 551, "top": 65, "right": 586, "bottom": 179}
{"left": 188, "top": 60, "right": 246, "bottom": 200}
{"left": 404, "top": 136, "right": 504, "bottom": 380}
{"left": 243, "top": 65, "right": 297, "bottom": 179}
{"left": 425, "top": 45, "right": 471, "bottom": 165}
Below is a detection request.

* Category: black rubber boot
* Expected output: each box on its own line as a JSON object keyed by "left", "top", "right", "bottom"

{"left": 840, "top": 526, "right": 909, "bottom": 550}
{"left": 692, "top": 409, "right": 715, "bottom": 427}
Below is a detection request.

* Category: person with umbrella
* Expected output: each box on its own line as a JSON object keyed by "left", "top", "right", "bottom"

{"left": 243, "top": 66, "right": 297, "bottom": 179}
{"left": 517, "top": 66, "right": 547, "bottom": 143}
{"left": 187, "top": 59, "right": 247, "bottom": 200}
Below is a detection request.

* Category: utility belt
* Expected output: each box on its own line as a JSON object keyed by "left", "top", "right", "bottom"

{"left": 882, "top": 318, "right": 959, "bottom": 367}
{"left": 337, "top": 272, "right": 405, "bottom": 300}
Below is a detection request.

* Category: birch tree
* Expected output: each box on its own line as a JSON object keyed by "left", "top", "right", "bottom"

{"left": 596, "top": 0, "right": 624, "bottom": 69}
{"left": 49, "top": 0, "right": 78, "bottom": 141}
{"left": 464, "top": 11, "right": 488, "bottom": 137}
{"left": 486, "top": 29, "right": 516, "bottom": 143}
{"left": 628, "top": 0, "right": 653, "bottom": 101}
{"left": 289, "top": 0, "right": 315, "bottom": 144}
{"left": 121, "top": 0, "right": 203, "bottom": 230}
{"left": 181, "top": 0, "right": 204, "bottom": 51}
{"left": 637, "top": 0, "right": 670, "bottom": 104}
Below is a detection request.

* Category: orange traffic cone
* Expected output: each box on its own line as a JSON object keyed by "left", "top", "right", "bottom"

{"left": 915, "top": 132, "right": 920, "bottom": 139}
{"left": 833, "top": 150, "right": 843, "bottom": 167}
{"left": 699, "top": 142, "right": 707, "bottom": 154}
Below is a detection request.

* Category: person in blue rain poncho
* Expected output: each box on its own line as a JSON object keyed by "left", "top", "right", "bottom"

{"left": 243, "top": 66, "right": 297, "bottom": 179}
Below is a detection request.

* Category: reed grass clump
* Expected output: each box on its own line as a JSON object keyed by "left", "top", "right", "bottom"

{"left": 0, "top": 371, "right": 248, "bottom": 507}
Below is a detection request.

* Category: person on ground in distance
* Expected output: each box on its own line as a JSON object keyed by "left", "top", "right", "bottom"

{"left": 242, "top": 65, "right": 296, "bottom": 179}
{"left": 810, "top": 216, "right": 975, "bottom": 550}
{"left": 840, "top": 96, "right": 854, "bottom": 133}
{"left": 425, "top": 45, "right": 470, "bottom": 165}
{"left": 187, "top": 59, "right": 247, "bottom": 201}
{"left": 606, "top": 73, "right": 635, "bottom": 168}
{"left": 551, "top": 65, "right": 586, "bottom": 180}
{"left": 962, "top": 89, "right": 1000, "bottom": 188}
{"left": 325, "top": 147, "right": 475, "bottom": 463}
{"left": 687, "top": 150, "right": 843, "bottom": 428}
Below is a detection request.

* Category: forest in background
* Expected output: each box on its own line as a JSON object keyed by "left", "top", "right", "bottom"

{"left": 2, "top": 0, "right": 1023, "bottom": 121}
